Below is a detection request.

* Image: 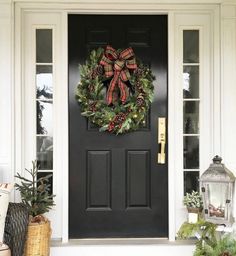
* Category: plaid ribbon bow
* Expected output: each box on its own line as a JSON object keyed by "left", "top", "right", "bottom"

{"left": 100, "top": 45, "right": 137, "bottom": 105}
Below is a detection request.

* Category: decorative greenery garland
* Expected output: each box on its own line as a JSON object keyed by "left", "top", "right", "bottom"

{"left": 76, "top": 46, "right": 155, "bottom": 134}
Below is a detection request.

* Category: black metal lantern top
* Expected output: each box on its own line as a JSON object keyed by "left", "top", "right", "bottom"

{"left": 201, "top": 155, "right": 235, "bottom": 183}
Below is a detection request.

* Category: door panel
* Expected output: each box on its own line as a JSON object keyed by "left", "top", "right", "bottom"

{"left": 87, "top": 150, "right": 111, "bottom": 209}
{"left": 69, "top": 14, "right": 168, "bottom": 238}
{"left": 126, "top": 150, "right": 150, "bottom": 208}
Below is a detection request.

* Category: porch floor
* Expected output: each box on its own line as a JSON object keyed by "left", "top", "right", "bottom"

{"left": 51, "top": 239, "right": 195, "bottom": 256}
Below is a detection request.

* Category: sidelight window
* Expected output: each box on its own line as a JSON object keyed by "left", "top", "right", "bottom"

{"left": 35, "top": 29, "right": 53, "bottom": 191}
{"left": 183, "top": 30, "right": 200, "bottom": 194}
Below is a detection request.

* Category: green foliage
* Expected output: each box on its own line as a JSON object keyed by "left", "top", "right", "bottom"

{"left": 76, "top": 47, "right": 155, "bottom": 135}
{"left": 212, "top": 234, "right": 236, "bottom": 256}
{"left": 177, "top": 220, "right": 236, "bottom": 256}
{"left": 193, "top": 234, "right": 236, "bottom": 256}
{"left": 177, "top": 219, "right": 217, "bottom": 242}
{"left": 183, "top": 190, "right": 203, "bottom": 208}
{"left": 15, "top": 161, "right": 55, "bottom": 217}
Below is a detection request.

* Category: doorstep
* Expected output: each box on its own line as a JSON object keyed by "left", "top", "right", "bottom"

{"left": 51, "top": 239, "right": 195, "bottom": 256}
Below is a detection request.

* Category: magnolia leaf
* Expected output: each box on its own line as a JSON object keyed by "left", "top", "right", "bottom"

{"left": 99, "top": 125, "right": 109, "bottom": 132}
{"left": 81, "top": 111, "right": 95, "bottom": 117}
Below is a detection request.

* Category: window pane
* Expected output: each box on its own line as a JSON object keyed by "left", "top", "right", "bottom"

{"left": 183, "top": 101, "right": 199, "bottom": 134}
{"left": 36, "top": 29, "right": 52, "bottom": 63}
{"left": 36, "top": 65, "right": 53, "bottom": 100}
{"left": 37, "top": 136, "right": 53, "bottom": 170}
{"left": 184, "top": 136, "right": 199, "bottom": 169}
{"left": 37, "top": 172, "right": 53, "bottom": 195}
{"left": 183, "top": 66, "right": 199, "bottom": 98}
{"left": 184, "top": 171, "right": 199, "bottom": 194}
{"left": 183, "top": 30, "right": 199, "bottom": 63}
{"left": 37, "top": 100, "right": 53, "bottom": 135}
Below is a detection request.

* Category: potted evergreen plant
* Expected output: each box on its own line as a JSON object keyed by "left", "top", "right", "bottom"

{"left": 15, "top": 161, "right": 55, "bottom": 256}
{"left": 183, "top": 190, "right": 203, "bottom": 223}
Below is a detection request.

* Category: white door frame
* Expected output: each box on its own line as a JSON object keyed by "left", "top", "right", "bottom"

{"left": 14, "top": 1, "right": 220, "bottom": 242}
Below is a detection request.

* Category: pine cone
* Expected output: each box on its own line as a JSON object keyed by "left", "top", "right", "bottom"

{"left": 88, "top": 84, "right": 95, "bottom": 92}
{"left": 91, "top": 65, "right": 104, "bottom": 79}
{"left": 114, "top": 113, "right": 126, "bottom": 124}
{"left": 96, "top": 64, "right": 104, "bottom": 76}
{"left": 221, "top": 252, "right": 230, "bottom": 256}
{"left": 89, "top": 102, "right": 97, "bottom": 112}
{"left": 136, "top": 82, "right": 144, "bottom": 93}
{"left": 136, "top": 94, "right": 145, "bottom": 107}
{"left": 31, "top": 215, "right": 47, "bottom": 224}
{"left": 135, "top": 68, "right": 144, "bottom": 77}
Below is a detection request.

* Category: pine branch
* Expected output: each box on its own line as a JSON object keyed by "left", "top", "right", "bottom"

{"left": 15, "top": 161, "right": 55, "bottom": 217}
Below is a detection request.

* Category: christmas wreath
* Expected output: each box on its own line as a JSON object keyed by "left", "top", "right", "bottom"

{"left": 76, "top": 45, "right": 155, "bottom": 134}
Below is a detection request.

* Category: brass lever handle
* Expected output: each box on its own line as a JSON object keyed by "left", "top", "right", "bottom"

{"left": 157, "top": 117, "right": 166, "bottom": 164}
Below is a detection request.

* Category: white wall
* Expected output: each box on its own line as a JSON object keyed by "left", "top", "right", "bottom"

{"left": 0, "top": 1, "right": 13, "bottom": 184}
{"left": 221, "top": 3, "right": 236, "bottom": 172}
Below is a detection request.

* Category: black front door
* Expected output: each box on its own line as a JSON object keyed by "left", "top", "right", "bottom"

{"left": 69, "top": 14, "right": 168, "bottom": 238}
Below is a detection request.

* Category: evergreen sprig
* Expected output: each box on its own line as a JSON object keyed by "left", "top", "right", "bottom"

{"left": 15, "top": 160, "right": 55, "bottom": 217}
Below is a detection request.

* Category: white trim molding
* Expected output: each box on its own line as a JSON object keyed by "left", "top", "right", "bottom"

{"left": 0, "top": 0, "right": 14, "bottom": 187}
{"left": 221, "top": 3, "right": 236, "bottom": 172}
{"left": 11, "top": 0, "right": 236, "bottom": 4}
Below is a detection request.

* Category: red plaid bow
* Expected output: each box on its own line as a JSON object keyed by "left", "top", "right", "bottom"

{"left": 100, "top": 45, "right": 137, "bottom": 105}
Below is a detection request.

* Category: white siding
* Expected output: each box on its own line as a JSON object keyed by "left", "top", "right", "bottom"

{"left": 221, "top": 4, "right": 236, "bottom": 173}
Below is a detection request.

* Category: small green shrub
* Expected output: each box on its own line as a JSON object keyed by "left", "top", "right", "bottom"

{"left": 183, "top": 190, "right": 203, "bottom": 209}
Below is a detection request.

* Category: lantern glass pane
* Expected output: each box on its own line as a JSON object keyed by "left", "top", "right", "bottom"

{"left": 207, "top": 183, "right": 228, "bottom": 218}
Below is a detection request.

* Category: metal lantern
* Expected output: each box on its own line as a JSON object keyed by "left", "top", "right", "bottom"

{"left": 200, "top": 155, "right": 235, "bottom": 226}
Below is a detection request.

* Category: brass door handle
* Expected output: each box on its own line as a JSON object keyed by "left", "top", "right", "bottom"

{"left": 157, "top": 117, "right": 166, "bottom": 164}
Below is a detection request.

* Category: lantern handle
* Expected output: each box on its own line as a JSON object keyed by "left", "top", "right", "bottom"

{"left": 213, "top": 155, "right": 222, "bottom": 164}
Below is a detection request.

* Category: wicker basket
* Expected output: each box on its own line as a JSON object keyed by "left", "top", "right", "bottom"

{"left": 24, "top": 220, "right": 51, "bottom": 256}
{"left": 4, "top": 203, "right": 29, "bottom": 256}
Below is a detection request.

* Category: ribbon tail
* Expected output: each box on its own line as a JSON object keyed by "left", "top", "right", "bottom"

{"left": 107, "top": 72, "right": 119, "bottom": 105}
{"left": 120, "top": 69, "right": 130, "bottom": 82}
{"left": 118, "top": 79, "right": 128, "bottom": 104}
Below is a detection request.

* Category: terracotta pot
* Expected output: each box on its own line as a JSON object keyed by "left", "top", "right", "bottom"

{"left": 187, "top": 207, "right": 202, "bottom": 214}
